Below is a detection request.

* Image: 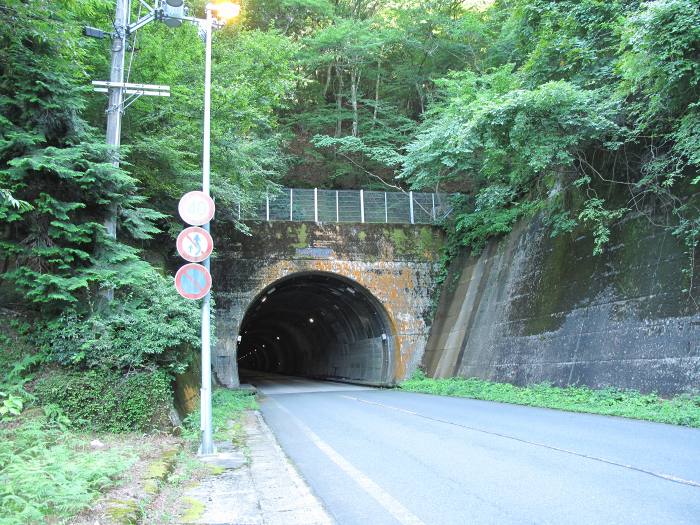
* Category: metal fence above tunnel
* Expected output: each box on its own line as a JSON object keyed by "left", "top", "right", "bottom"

{"left": 236, "top": 188, "right": 454, "bottom": 225}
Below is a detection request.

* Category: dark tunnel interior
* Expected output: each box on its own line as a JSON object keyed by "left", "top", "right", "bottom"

{"left": 237, "top": 272, "right": 394, "bottom": 385}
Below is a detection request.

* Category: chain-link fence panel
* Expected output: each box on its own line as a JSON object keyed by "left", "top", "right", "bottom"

{"left": 433, "top": 193, "right": 454, "bottom": 221}
{"left": 337, "top": 190, "right": 362, "bottom": 222}
{"left": 234, "top": 188, "right": 454, "bottom": 225}
{"left": 290, "top": 188, "right": 315, "bottom": 222}
{"left": 386, "top": 192, "right": 411, "bottom": 223}
{"left": 363, "top": 191, "right": 386, "bottom": 223}
{"left": 269, "top": 190, "right": 291, "bottom": 221}
{"left": 240, "top": 201, "right": 265, "bottom": 221}
{"left": 317, "top": 190, "right": 338, "bottom": 222}
{"left": 412, "top": 192, "right": 434, "bottom": 224}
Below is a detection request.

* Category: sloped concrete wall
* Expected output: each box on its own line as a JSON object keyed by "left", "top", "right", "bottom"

{"left": 423, "top": 214, "right": 700, "bottom": 395}
{"left": 213, "top": 222, "right": 444, "bottom": 387}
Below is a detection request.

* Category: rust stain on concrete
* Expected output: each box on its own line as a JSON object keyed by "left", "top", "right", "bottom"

{"left": 213, "top": 222, "right": 444, "bottom": 385}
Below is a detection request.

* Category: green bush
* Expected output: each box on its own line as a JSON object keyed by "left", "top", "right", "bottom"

{"left": 400, "top": 373, "right": 700, "bottom": 428}
{"left": 33, "top": 271, "right": 200, "bottom": 374}
{"left": 34, "top": 369, "right": 173, "bottom": 433}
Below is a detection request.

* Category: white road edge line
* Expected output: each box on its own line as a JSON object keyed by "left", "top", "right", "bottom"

{"left": 339, "top": 395, "right": 700, "bottom": 489}
{"left": 270, "top": 398, "right": 427, "bottom": 525}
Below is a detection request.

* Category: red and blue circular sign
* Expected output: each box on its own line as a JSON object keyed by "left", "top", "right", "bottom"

{"left": 174, "top": 263, "right": 212, "bottom": 300}
{"left": 176, "top": 226, "right": 213, "bottom": 263}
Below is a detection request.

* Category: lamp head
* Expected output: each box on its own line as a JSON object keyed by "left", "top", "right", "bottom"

{"left": 208, "top": 2, "right": 241, "bottom": 21}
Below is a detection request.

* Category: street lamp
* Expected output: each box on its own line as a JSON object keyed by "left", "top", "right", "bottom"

{"left": 200, "top": 1, "right": 240, "bottom": 456}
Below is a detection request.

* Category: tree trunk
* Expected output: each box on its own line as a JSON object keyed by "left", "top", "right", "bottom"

{"left": 373, "top": 58, "right": 381, "bottom": 126}
{"left": 323, "top": 63, "right": 332, "bottom": 98}
{"left": 350, "top": 67, "right": 360, "bottom": 137}
{"left": 415, "top": 82, "right": 425, "bottom": 114}
{"left": 335, "top": 64, "right": 343, "bottom": 137}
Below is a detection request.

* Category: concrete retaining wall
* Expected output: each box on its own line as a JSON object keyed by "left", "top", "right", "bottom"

{"left": 423, "top": 214, "right": 700, "bottom": 395}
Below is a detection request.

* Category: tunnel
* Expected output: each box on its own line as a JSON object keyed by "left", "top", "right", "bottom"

{"left": 236, "top": 272, "right": 395, "bottom": 385}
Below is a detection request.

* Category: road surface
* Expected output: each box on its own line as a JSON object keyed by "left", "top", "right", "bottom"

{"left": 243, "top": 372, "right": 700, "bottom": 525}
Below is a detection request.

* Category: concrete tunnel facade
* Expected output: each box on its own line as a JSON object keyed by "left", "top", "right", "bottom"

{"left": 209, "top": 222, "right": 445, "bottom": 388}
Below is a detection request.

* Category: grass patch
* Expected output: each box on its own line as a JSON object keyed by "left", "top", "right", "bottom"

{"left": 182, "top": 389, "right": 257, "bottom": 445}
{"left": 400, "top": 372, "right": 700, "bottom": 428}
{"left": 0, "top": 414, "right": 137, "bottom": 524}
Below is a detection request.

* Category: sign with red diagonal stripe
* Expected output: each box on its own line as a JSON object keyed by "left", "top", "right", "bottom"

{"left": 177, "top": 226, "right": 213, "bottom": 263}
{"left": 175, "top": 263, "right": 212, "bottom": 300}
{"left": 178, "top": 191, "right": 215, "bottom": 226}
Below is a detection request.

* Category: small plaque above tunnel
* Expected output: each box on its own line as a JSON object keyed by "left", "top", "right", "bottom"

{"left": 295, "top": 247, "right": 334, "bottom": 259}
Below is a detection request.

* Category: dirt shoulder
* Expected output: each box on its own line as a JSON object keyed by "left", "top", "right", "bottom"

{"left": 73, "top": 409, "right": 332, "bottom": 525}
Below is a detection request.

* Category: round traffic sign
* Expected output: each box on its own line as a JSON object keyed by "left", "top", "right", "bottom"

{"left": 175, "top": 263, "right": 212, "bottom": 300}
{"left": 177, "top": 226, "right": 213, "bottom": 263}
{"left": 178, "top": 191, "right": 215, "bottom": 226}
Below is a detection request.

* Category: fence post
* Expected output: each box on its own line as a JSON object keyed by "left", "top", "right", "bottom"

{"left": 384, "top": 192, "right": 388, "bottom": 223}
{"left": 314, "top": 188, "right": 318, "bottom": 223}
{"left": 289, "top": 188, "right": 293, "bottom": 221}
{"left": 409, "top": 191, "right": 414, "bottom": 224}
{"left": 431, "top": 193, "right": 435, "bottom": 222}
{"left": 238, "top": 201, "right": 241, "bottom": 220}
{"left": 266, "top": 193, "right": 270, "bottom": 222}
{"left": 360, "top": 189, "right": 365, "bottom": 223}
{"left": 336, "top": 191, "right": 339, "bottom": 222}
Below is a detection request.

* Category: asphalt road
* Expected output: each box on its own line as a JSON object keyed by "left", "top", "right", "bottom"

{"left": 243, "top": 372, "right": 700, "bottom": 525}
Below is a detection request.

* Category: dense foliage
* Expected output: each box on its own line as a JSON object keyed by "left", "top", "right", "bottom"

{"left": 0, "top": 0, "right": 165, "bottom": 307}
{"left": 249, "top": 0, "right": 698, "bottom": 286}
{"left": 34, "top": 368, "right": 173, "bottom": 432}
{"left": 1, "top": 0, "right": 699, "bottom": 427}
{"left": 33, "top": 272, "right": 199, "bottom": 373}
{"left": 399, "top": 1, "right": 698, "bottom": 268}
{"left": 0, "top": 0, "right": 200, "bottom": 390}
{"left": 0, "top": 414, "right": 136, "bottom": 524}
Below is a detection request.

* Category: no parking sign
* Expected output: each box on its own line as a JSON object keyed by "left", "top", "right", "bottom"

{"left": 174, "top": 263, "right": 212, "bottom": 300}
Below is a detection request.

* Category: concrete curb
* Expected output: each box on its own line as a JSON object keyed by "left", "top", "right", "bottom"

{"left": 180, "top": 410, "right": 333, "bottom": 525}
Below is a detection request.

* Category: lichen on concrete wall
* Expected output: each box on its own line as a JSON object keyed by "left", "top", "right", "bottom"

{"left": 424, "top": 213, "right": 700, "bottom": 396}
{"left": 211, "top": 221, "right": 445, "bottom": 387}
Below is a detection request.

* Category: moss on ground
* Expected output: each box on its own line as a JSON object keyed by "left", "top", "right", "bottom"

{"left": 106, "top": 499, "right": 142, "bottom": 525}
{"left": 180, "top": 497, "right": 206, "bottom": 522}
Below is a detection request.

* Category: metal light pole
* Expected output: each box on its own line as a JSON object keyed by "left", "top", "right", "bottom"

{"left": 199, "top": 1, "right": 240, "bottom": 456}
{"left": 92, "top": 0, "right": 239, "bottom": 456}
{"left": 199, "top": 4, "right": 214, "bottom": 456}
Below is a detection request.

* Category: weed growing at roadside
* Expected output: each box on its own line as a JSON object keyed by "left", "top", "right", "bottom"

{"left": 400, "top": 371, "right": 700, "bottom": 428}
{"left": 182, "top": 389, "right": 257, "bottom": 446}
{"left": 33, "top": 368, "right": 173, "bottom": 432}
{"left": 0, "top": 416, "right": 137, "bottom": 524}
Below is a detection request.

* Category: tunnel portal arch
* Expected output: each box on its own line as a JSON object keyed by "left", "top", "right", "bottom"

{"left": 208, "top": 221, "right": 444, "bottom": 392}
{"left": 236, "top": 271, "right": 396, "bottom": 385}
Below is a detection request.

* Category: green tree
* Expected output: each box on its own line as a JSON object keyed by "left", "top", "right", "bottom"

{"left": 0, "top": 0, "right": 164, "bottom": 308}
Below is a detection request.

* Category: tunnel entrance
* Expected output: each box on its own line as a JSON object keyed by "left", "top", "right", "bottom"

{"left": 236, "top": 272, "right": 395, "bottom": 386}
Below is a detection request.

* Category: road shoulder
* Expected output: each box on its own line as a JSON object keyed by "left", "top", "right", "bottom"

{"left": 179, "top": 410, "right": 333, "bottom": 525}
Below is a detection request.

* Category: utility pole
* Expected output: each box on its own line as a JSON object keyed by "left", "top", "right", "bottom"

{"left": 105, "top": 0, "right": 129, "bottom": 242}
{"left": 90, "top": 0, "right": 239, "bottom": 456}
